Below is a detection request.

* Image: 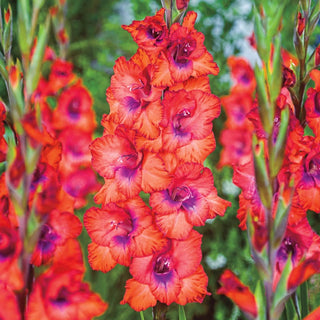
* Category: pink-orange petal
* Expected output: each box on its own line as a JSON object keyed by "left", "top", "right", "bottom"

{"left": 171, "top": 230, "right": 203, "bottom": 278}
{"left": 155, "top": 211, "right": 193, "bottom": 239}
{"left": 87, "top": 242, "right": 117, "bottom": 273}
{"left": 141, "top": 152, "right": 171, "bottom": 193}
{"left": 121, "top": 278, "right": 157, "bottom": 311}
{"left": 176, "top": 265, "right": 210, "bottom": 305}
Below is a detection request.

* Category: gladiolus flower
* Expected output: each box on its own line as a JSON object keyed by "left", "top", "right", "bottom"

{"left": 122, "top": 9, "right": 169, "bottom": 59}
{"left": 150, "top": 162, "right": 230, "bottom": 239}
{"left": 121, "top": 230, "right": 209, "bottom": 310}
{"left": 27, "top": 268, "right": 107, "bottom": 320}
{"left": 161, "top": 89, "right": 220, "bottom": 153}
{"left": 152, "top": 11, "right": 219, "bottom": 87}
{"left": 84, "top": 198, "right": 166, "bottom": 269}
{"left": 217, "top": 269, "right": 258, "bottom": 319}
{"left": 31, "top": 210, "right": 82, "bottom": 267}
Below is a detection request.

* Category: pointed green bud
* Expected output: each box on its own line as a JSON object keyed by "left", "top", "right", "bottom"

{"left": 253, "top": 135, "right": 273, "bottom": 209}
{"left": 271, "top": 255, "right": 292, "bottom": 319}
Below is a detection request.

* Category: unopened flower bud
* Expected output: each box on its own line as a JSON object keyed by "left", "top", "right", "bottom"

{"left": 176, "top": 0, "right": 189, "bottom": 10}
{"left": 282, "top": 66, "right": 296, "bottom": 87}
{"left": 297, "top": 12, "right": 305, "bottom": 36}
{"left": 315, "top": 45, "right": 320, "bottom": 66}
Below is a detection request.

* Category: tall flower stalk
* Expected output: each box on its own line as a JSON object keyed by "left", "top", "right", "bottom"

{"left": 84, "top": 1, "right": 230, "bottom": 319}
{"left": 218, "top": 1, "right": 320, "bottom": 319}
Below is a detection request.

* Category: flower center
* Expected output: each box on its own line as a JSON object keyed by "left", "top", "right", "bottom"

{"left": 147, "top": 27, "right": 164, "bottom": 42}
{"left": 117, "top": 153, "right": 139, "bottom": 169}
{"left": 172, "top": 40, "right": 195, "bottom": 65}
{"left": 277, "top": 237, "right": 299, "bottom": 264}
{"left": 154, "top": 256, "right": 171, "bottom": 274}
{"left": 110, "top": 217, "right": 133, "bottom": 234}
{"left": 67, "top": 98, "right": 81, "bottom": 119}
{"left": 171, "top": 185, "right": 192, "bottom": 202}
{"left": 51, "top": 286, "right": 70, "bottom": 307}
{"left": 173, "top": 109, "right": 192, "bottom": 133}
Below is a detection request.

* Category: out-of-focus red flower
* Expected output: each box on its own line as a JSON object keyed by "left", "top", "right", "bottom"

{"left": 48, "top": 59, "right": 74, "bottom": 92}
{"left": 121, "top": 230, "right": 209, "bottom": 310}
{"left": 122, "top": 9, "right": 169, "bottom": 59}
{"left": 218, "top": 128, "right": 253, "bottom": 168}
{"left": 52, "top": 83, "right": 96, "bottom": 132}
{"left": 152, "top": 11, "right": 219, "bottom": 86}
{"left": 217, "top": 269, "right": 258, "bottom": 319}
{"left": 84, "top": 198, "right": 166, "bottom": 270}
{"left": 150, "top": 163, "right": 230, "bottom": 239}
{"left": 26, "top": 268, "right": 107, "bottom": 320}
{"left": 61, "top": 168, "right": 100, "bottom": 209}
{"left": 221, "top": 92, "right": 254, "bottom": 128}
{"left": 58, "top": 128, "right": 92, "bottom": 173}
{"left": 30, "top": 163, "right": 74, "bottom": 215}
{"left": 227, "top": 56, "right": 256, "bottom": 94}
{"left": 31, "top": 209, "right": 82, "bottom": 267}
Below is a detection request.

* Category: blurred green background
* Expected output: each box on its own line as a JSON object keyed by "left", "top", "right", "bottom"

{"left": 3, "top": 0, "right": 320, "bottom": 319}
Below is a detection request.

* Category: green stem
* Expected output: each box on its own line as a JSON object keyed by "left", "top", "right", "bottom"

{"left": 153, "top": 302, "right": 168, "bottom": 320}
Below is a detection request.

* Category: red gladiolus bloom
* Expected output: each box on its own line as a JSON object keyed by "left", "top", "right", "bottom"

{"left": 294, "top": 139, "right": 320, "bottom": 212}
{"left": 107, "top": 50, "right": 163, "bottom": 139}
{"left": 58, "top": 128, "right": 92, "bottom": 173}
{"left": 122, "top": 9, "right": 169, "bottom": 59}
{"left": 287, "top": 233, "right": 320, "bottom": 291}
{"left": 90, "top": 127, "right": 170, "bottom": 203}
{"left": 61, "top": 168, "right": 100, "bottom": 209}
{"left": 26, "top": 268, "right": 107, "bottom": 320}
{"left": 52, "top": 83, "right": 96, "bottom": 132}
{"left": 218, "top": 128, "right": 252, "bottom": 168}
{"left": 31, "top": 210, "right": 82, "bottom": 266}
{"left": 273, "top": 218, "right": 313, "bottom": 288}
{"left": 217, "top": 270, "right": 258, "bottom": 319}
{"left": 227, "top": 56, "right": 256, "bottom": 94}
{"left": 152, "top": 11, "right": 219, "bottom": 87}
{"left": 161, "top": 89, "right": 220, "bottom": 152}
{"left": 150, "top": 163, "right": 230, "bottom": 239}
{"left": 48, "top": 59, "right": 74, "bottom": 92}
{"left": 84, "top": 198, "right": 166, "bottom": 270}
{"left": 121, "top": 230, "right": 209, "bottom": 310}
{"left": 30, "top": 163, "right": 74, "bottom": 215}
{"left": 221, "top": 92, "right": 254, "bottom": 128}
